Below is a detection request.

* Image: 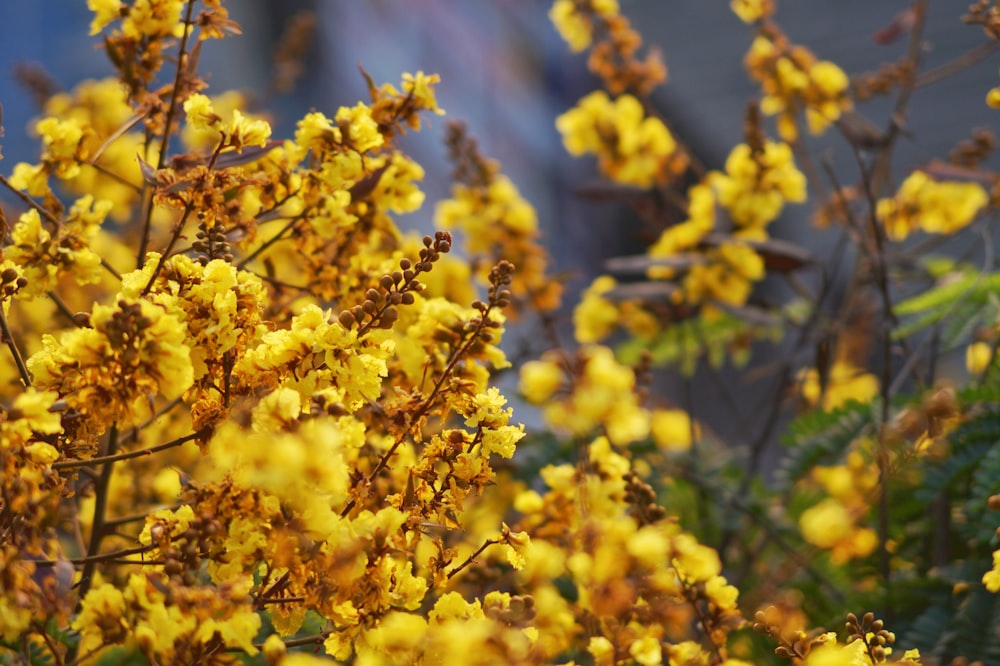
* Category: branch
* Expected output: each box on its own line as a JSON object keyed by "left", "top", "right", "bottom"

{"left": 53, "top": 428, "right": 207, "bottom": 470}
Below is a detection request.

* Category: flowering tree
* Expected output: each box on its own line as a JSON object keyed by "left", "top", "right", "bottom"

{"left": 2, "top": 1, "right": 1000, "bottom": 664}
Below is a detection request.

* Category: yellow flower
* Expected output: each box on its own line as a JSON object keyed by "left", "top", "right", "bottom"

{"left": 87, "top": 0, "right": 123, "bottom": 35}
{"left": 799, "top": 497, "right": 851, "bottom": 549}
{"left": 650, "top": 409, "right": 698, "bottom": 452}
{"left": 573, "top": 275, "right": 620, "bottom": 343}
{"left": 519, "top": 359, "right": 564, "bottom": 404}
{"left": 967, "top": 341, "right": 994, "bottom": 375}
{"left": 877, "top": 171, "right": 988, "bottom": 240}
{"left": 184, "top": 93, "right": 221, "bottom": 131}
{"left": 402, "top": 71, "right": 445, "bottom": 115}
{"left": 36, "top": 117, "right": 88, "bottom": 178}
{"left": 712, "top": 141, "right": 807, "bottom": 235}
{"left": 988, "top": 86, "right": 1000, "bottom": 109}
{"left": 335, "top": 102, "right": 384, "bottom": 153}
{"left": 556, "top": 91, "right": 677, "bottom": 187}
{"left": 730, "top": 0, "right": 773, "bottom": 23}
{"left": 629, "top": 635, "right": 662, "bottom": 666}
{"left": 800, "top": 359, "right": 878, "bottom": 411}
{"left": 8, "top": 162, "right": 49, "bottom": 196}
{"left": 705, "top": 575, "right": 740, "bottom": 610}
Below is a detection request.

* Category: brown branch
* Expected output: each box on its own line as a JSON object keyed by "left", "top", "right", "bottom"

{"left": 0, "top": 172, "right": 61, "bottom": 226}
{"left": 136, "top": 0, "right": 197, "bottom": 267}
{"left": 446, "top": 537, "right": 502, "bottom": 580}
{"left": 74, "top": 424, "right": 120, "bottom": 609}
{"left": 0, "top": 305, "right": 31, "bottom": 387}
{"left": 915, "top": 40, "right": 1000, "bottom": 88}
{"left": 53, "top": 428, "right": 207, "bottom": 470}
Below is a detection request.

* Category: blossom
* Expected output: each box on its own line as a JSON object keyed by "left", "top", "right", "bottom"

{"left": 549, "top": 0, "right": 620, "bottom": 52}
{"left": 967, "top": 341, "right": 993, "bottom": 375}
{"left": 877, "top": 171, "right": 988, "bottom": 240}
{"left": 557, "top": 91, "right": 677, "bottom": 187}
{"left": 731, "top": 0, "right": 774, "bottom": 23}
{"left": 984, "top": 550, "right": 1000, "bottom": 592}
{"left": 573, "top": 275, "right": 620, "bottom": 343}
{"left": 87, "top": 0, "right": 123, "bottom": 35}
{"left": 799, "top": 359, "right": 878, "bottom": 411}
{"left": 650, "top": 409, "right": 698, "bottom": 452}
{"left": 712, "top": 141, "right": 807, "bottom": 237}
{"left": 519, "top": 359, "right": 564, "bottom": 404}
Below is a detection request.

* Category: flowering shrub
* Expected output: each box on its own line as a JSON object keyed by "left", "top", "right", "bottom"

{"left": 3, "top": 1, "right": 1000, "bottom": 664}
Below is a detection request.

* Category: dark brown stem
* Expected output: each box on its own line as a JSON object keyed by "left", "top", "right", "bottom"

{"left": 136, "top": 0, "right": 198, "bottom": 267}
{"left": 915, "top": 40, "right": 1000, "bottom": 88}
{"left": 236, "top": 215, "right": 303, "bottom": 269}
{"left": 141, "top": 202, "right": 194, "bottom": 295}
{"left": 446, "top": 537, "right": 502, "bottom": 580}
{"left": 0, "top": 305, "right": 31, "bottom": 387}
{"left": 53, "top": 428, "right": 207, "bottom": 470}
{"left": 74, "top": 424, "right": 119, "bottom": 609}
{"left": 0, "top": 173, "right": 61, "bottom": 226}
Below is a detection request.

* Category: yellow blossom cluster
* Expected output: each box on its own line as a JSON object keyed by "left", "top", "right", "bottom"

{"left": 799, "top": 358, "right": 879, "bottom": 411}
{"left": 711, "top": 140, "right": 807, "bottom": 238}
{"left": 549, "top": 0, "right": 665, "bottom": 96}
{"left": 743, "top": 29, "right": 852, "bottom": 141}
{"left": 435, "top": 122, "right": 563, "bottom": 316}
{"left": 556, "top": 91, "right": 679, "bottom": 188}
{"left": 8, "top": 78, "right": 145, "bottom": 220}
{"left": 798, "top": 450, "right": 879, "bottom": 563}
{"left": 0, "top": 390, "right": 67, "bottom": 641}
{"left": 731, "top": 0, "right": 775, "bottom": 24}
{"left": 876, "top": 170, "right": 989, "bottom": 240}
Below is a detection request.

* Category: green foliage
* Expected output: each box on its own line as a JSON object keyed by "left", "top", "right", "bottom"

{"left": 894, "top": 266, "right": 1000, "bottom": 347}
{"left": 777, "top": 399, "right": 875, "bottom": 490}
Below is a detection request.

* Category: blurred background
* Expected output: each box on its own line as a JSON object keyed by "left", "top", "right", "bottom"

{"left": 1, "top": 1, "right": 997, "bottom": 459}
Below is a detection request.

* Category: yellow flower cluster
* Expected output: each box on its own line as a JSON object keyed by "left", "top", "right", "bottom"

{"left": 0, "top": 390, "right": 67, "bottom": 641}
{"left": 799, "top": 358, "right": 879, "bottom": 411}
{"left": 28, "top": 296, "right": 193, "bottom": 440}
{"left": 550, "top": 0, "right": 665, "bottom": 96}
{"left": 556, "top": 91, "right": 678, "bottom": 188}
{"left": 74, "top": 572, "right": 261, "bottom": 661}
{"left": 798, "top": 451, "right": 879, "bottom": 563}
{"left": 522, "top": 346, "right": 649, "bottom": 445}
{"left": 876, "top": 171, "right": 989, "bottom": 241}
{"left": 5, "top": 198, "right": 108, "bottom": 298}
{"left": 549, "top": 0, "right": 620, "bottom": 53}
{"left": 435, "top": 122, "right": 563, "bottom": 317}
{"left": 744, "top": 31, "right": 852, "bottom": 141}
{"left": 712, "top": 140, "right": 807, "bottom": 238}
{"left": 510, "top": 436, "right": 741, "bottom": 663}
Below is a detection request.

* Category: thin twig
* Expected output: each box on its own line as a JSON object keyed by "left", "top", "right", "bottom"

{"left": 446, "top": 537, "right": 502, "bottom": 580}
{"left": 75, "top": 424, "right": 120, "bottom": 608}
{"left": 136, "top": 0, "right": 198, "bottom": 267}
{"left": 53, "top": 428, "right": 207, "bottom": 470}
{"left": 0, "top": 305, "right": 31, "bottom": 387}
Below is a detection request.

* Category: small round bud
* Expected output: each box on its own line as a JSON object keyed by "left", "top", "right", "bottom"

{"left": 338, "top": 311, "right": 356, "bottom": 329}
